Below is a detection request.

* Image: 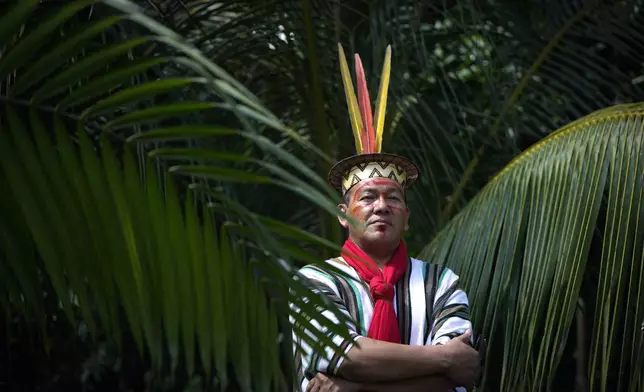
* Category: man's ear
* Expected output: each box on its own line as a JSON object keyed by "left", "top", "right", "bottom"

{"left": 403, "top": 206, "right": 410, "bottom": 232}
{"left": 337, "top": 204, "right": 350, "bottom": 229}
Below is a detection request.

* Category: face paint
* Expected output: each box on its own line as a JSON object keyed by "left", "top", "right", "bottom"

{"left": 352, "top": 178, "right": 402, "bottom": 194}
{"left": 342, "top": 177, "right": 408, "bottom": 244}
{"left": 348, "top": 178, "right": 404, "bottom": 207}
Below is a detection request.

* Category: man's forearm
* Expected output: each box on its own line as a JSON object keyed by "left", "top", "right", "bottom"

{"left": 358, "top": 375, "right": 457, "bottom": 392}
{"left": 337, "top": 337, "right": 451, "bottom": 382}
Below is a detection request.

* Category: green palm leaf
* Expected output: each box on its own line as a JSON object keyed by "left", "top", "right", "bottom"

{"left": 0, "top": 107, "right": 359, "bottom": 389}
{"left": 433, "top": 0, "right": 644, "bottom": 224}
{"left": 0, "top": 0, "right": 355, "bottom": 389}
{"left": 419, "top": 103, "right": 644, "bottom": 391}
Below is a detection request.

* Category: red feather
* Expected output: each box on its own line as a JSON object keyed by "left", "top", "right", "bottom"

{"left": 354, "top": 54, "right": 375, "bottom": 153}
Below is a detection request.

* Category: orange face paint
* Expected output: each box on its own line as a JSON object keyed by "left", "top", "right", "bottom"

{"left": 348, "top": 178, "right": 404, "bottom": 206}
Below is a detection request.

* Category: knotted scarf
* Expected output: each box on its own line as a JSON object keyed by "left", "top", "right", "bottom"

{"left": 341, "top": 238, "right": 408, "bottom": 343}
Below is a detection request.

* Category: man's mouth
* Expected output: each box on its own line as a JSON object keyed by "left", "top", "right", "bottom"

{"left": 369, "top": 220, "right": 391, "bottom": 226}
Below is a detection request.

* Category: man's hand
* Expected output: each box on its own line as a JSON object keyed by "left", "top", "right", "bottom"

{"left": 306, "top": 373, "right": 360, "bottom": 392}
{"left": 442, "top": 330, "right": 480, "bottom": 388}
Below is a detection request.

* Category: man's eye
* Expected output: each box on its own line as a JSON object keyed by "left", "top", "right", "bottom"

{"left": 360, "top": 195, "right": 374, "bottom": 201}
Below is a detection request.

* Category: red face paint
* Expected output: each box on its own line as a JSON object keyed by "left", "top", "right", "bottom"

{"left": 349, "top": 179, "right": 403, "bottom": 204}
{"left": 350, "top": 178, "right": 401, "bottom": 197}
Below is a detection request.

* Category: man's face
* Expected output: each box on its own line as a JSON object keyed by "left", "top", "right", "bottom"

{"left": 338, "top": 178, "right": 410, "bottom": 246}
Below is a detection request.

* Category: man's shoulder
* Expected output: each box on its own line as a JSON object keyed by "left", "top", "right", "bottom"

{"left": 296, "top": 261, "right": 333, "bottom": 277}
{"left": 409, "top": 258, "right": 462, "bottom": 284}
{"left": 408, "top": 257, "right": 454, "bottom": 271}
{"left": 298, "top": 257, "right": 343, "bottom": 271}
{"left": 296, "top": 258, "right": 356, "bottom": 279}
{"left": 294, "top": 259, "right": 363, "bottom": 296}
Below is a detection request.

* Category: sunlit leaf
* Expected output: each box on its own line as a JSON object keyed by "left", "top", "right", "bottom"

{"left": 420, "top": 103, "right": 644, "bottom": 391}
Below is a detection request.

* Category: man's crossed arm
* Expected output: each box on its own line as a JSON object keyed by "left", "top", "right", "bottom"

{"left": 307, "top": 372, "right": 454, "bottom": 392}
{"left": 292, "top": 265, "right": 480, "bottom": 392}
{"left": 306, "top": 331, "right": 480, "bottom": 392}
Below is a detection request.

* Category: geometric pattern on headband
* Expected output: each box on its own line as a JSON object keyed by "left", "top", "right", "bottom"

{"left": 341, "top": 161, "right": 408, "bottom": 195}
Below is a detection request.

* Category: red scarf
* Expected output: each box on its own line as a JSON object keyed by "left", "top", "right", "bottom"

{"left": 341, "top": 238, "right": 408, "bottom": 343}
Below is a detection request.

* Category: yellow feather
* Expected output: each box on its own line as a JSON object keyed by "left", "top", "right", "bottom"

{"left": 373, "top": 45, "right": 392, "bottom": 153}
{"left": 337, "top": 43, "right": 364, "bottom": 154}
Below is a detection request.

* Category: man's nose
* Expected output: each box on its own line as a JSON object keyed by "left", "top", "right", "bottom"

{"left": 373, "top": 195, "right": 390, "bottom": 212}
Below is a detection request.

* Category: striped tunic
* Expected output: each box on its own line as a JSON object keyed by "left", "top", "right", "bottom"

{"left": 290, "top": 256, "right": 471, "bottom": 392}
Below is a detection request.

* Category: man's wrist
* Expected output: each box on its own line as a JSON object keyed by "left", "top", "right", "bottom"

{"left": 423, "top": 344, "right": 452, "bottom": 374}
{"left": 352, "top": 380, "right": 366, "bottom": 391}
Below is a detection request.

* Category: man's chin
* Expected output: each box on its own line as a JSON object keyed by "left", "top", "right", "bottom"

{"left": 364, "top": 230, "right": 398, "bottom": 243}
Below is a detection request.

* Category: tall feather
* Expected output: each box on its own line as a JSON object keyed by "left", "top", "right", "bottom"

{"left": 373, "top": 45, "right": 392, "bottom": 153}
{"left": 337, "top": 43, "right": 364, "bottom": 154}
{"left": 354, "top": 54, "right": 376, "bottom": 153}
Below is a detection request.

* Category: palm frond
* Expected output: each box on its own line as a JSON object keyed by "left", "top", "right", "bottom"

{"left": 437, "top": 0, "right": 644, "bottom": 223}
{"left": 420, "top": 102, "right": 644, "bottom": 391}
{"left": 128, "top": 0, "right": 349, "bottom": 244}
{"left": 0, "top": 0, "right": 357, "bottom": 388}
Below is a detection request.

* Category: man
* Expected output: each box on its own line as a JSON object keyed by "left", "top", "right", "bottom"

{"left": 290, "top": 43, "right": 481, "bottom": 392}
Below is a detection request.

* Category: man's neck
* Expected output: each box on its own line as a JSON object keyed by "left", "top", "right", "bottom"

{"left": 359, "top": 242, "right": 398, "bottom": 270}
{"left": 370, "top": 253, "right": 394, "bottom": 270}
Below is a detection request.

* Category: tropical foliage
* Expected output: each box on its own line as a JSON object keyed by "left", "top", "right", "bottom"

{"left": 420, "top": 104, "right": 644, "bottom": 391}
{"left": 140, "top": 0, "right": 644, "bottom": 249}
{"left": 1, "top": 0, "right": 644, "bottom": 391}
{"left": 0, "top": 0, "right": 352, "bottom": 390}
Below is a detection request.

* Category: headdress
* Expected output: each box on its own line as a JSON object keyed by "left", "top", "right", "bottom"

{"left": 328, "top": 43, "right": 420, "bottom": 196}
